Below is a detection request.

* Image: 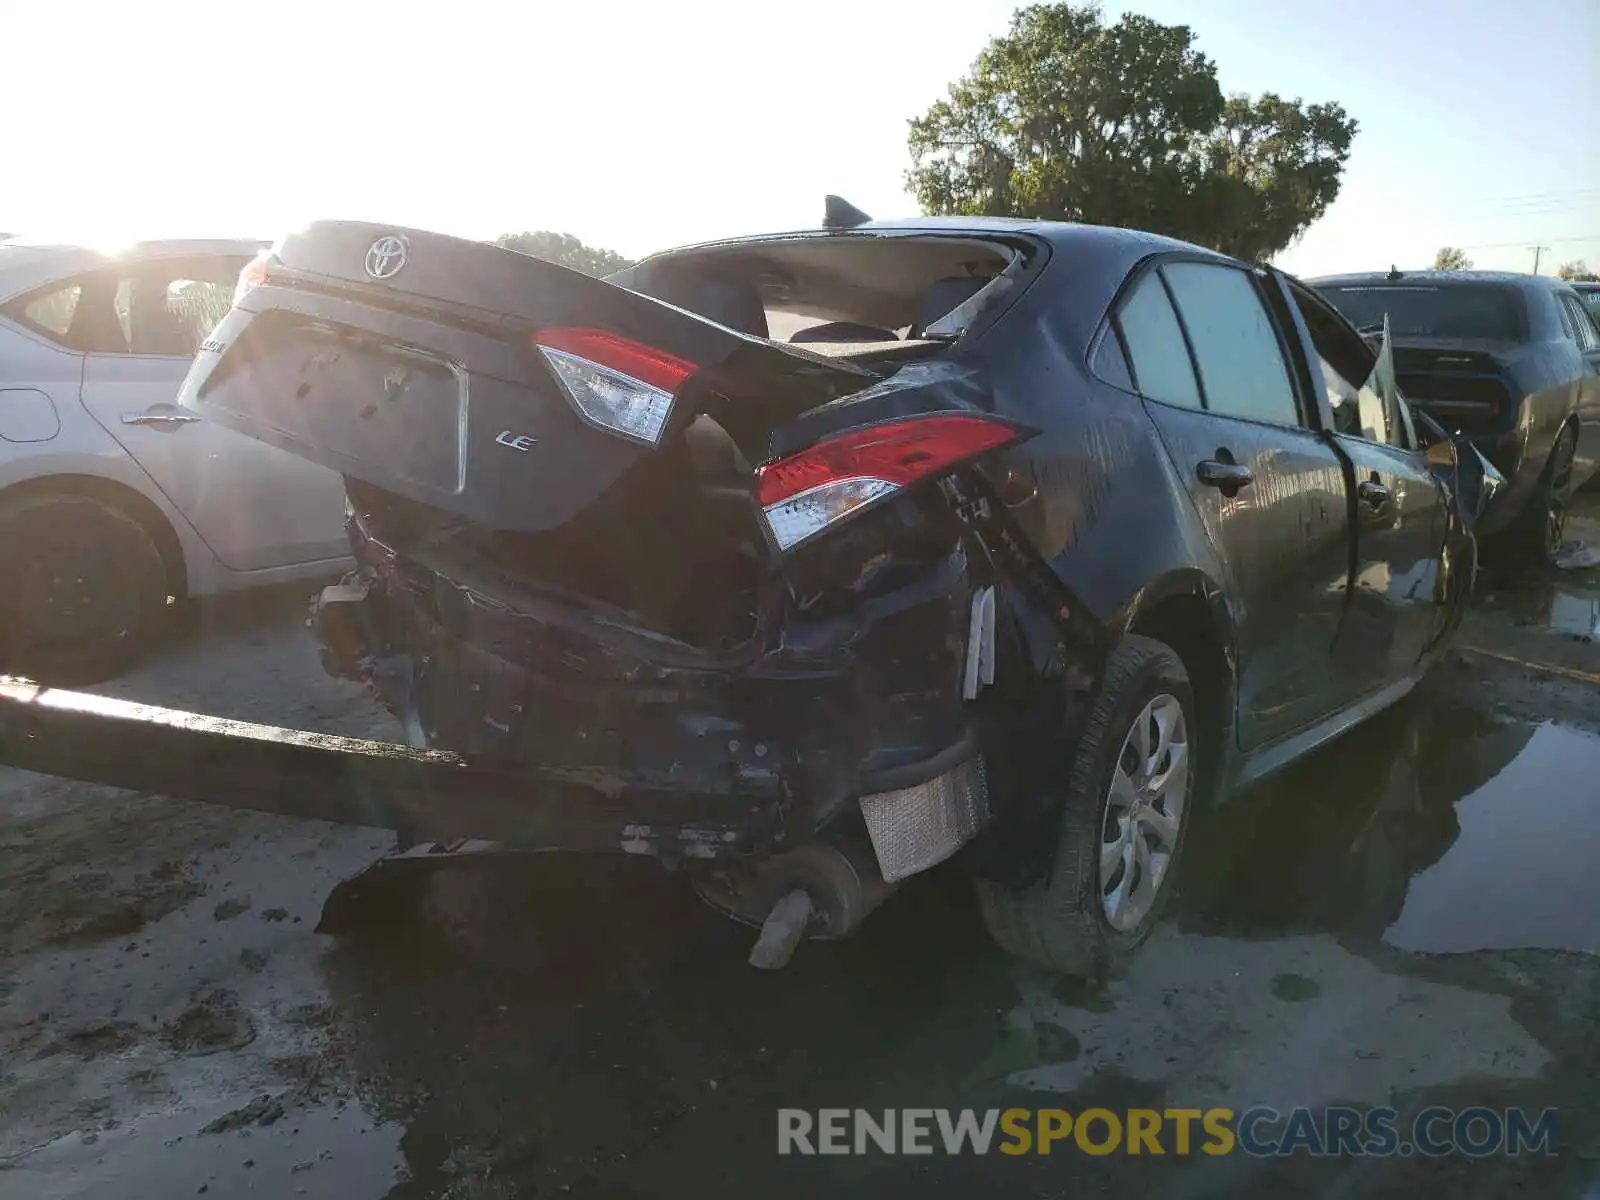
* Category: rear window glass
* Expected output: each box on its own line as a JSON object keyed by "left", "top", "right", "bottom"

{"left": 1314, "top": 284, "right": 1526, "bottom": 340}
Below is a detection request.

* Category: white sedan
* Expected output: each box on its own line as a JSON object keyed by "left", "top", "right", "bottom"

{"left": 0, "top": 237, "right": 350, "bottom": 682}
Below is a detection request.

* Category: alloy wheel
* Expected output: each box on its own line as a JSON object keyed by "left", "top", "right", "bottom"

{"left": 1099, "top": 693, "right": 1189, "bottom": 933}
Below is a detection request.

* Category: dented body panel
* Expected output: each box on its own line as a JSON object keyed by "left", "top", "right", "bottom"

{"left": 0, "top": 216, "right": 1491, "bottom": 944}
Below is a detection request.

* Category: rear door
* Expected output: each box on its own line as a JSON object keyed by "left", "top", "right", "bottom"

{"left": 1117, "top": 258, "right": 1353, "bottom": 750}
{"left": 77, "top": 254, "right": 350, "bottom": 572}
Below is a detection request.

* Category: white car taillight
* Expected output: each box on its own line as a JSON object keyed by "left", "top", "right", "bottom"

{"left": 233, "top": 249, "right": 273, "bottom": 305}
{"left": 533, "top": 327, "right": 697, "bottom": 446}
{"left": 755, "top": 414, "right": 1025, "bottom": 551}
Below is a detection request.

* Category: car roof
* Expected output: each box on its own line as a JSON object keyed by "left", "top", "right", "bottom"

{"left": 640, "top": 216, "right": 1235, "bottom": 277}
{"left": 1310, "top": 269, "right": 1552, "bottom": 291}
{"left": 0, "top": 238, "right": 266, "bottom": 303}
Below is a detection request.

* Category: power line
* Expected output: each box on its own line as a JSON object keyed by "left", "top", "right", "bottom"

{"left": 1452, "top": 233, "right": 1600, "bottom": 251}
{"left": 1463, "top": 187, "right": 1600, "bottom": 208}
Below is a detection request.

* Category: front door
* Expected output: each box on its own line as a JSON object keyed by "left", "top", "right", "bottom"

{"left": 1280, "top": 279, "right": 1451, "bottom": 698}
{"left": 1114, "top": 259, "right": 1353, "bottom": 750}
{"left": 74, "top": 255, "right": 349, "bottom": 573}
{"left": 1332, "top": 434, "right": 1447, "bottom": 688}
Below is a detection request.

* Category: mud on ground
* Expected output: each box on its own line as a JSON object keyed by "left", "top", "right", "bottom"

{"left": 2, "top": 500, "right": 1598, "bottom": 1199}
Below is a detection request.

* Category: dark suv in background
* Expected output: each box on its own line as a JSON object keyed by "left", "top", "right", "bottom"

{"left": 1574, "top": 281, "right": 1600, "bottom": 326}
{"left": 1313, "top": 270, "right": 1600, "bottom": 562}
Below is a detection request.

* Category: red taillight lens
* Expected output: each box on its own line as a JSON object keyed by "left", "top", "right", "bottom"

{"left": 233, "top": 250, "right": 272, "bottom": 305}
{"left": 756, "top": 414, "right": 1022, "bottom": 550}
{"left": 533, "top": 327, "right": 697, "bottom": 445}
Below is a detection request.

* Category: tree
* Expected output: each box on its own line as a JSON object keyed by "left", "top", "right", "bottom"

{"left": 494, "top": 231, "right": 633, "bottom": 277}
{"left": 1432, "top": 246, "right": 1472, "bottom": 270}
{"left": 905, "top": 4, "right": 1357, "bottom": 262}
{"left": 1557, "top": 260, "right": 1597, "bottom": 282}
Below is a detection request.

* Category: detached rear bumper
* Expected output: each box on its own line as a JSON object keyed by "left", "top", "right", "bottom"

{"left": 0, "top": 678, "right": 987, "bottom": 871}
{"left": 0, "top": 679, "right": 780, "bottom": 857}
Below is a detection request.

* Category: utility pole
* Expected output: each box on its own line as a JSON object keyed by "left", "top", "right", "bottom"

{"left": 1530, "top": 245, "right": 1551, "bottom": 275}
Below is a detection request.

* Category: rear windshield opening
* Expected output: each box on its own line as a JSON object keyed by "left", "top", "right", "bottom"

{"left": 1314, "top": 283, "right": 1527, "bottom": 341}
{"left": 613, "top": 234, "right": 1028, "bottom": 352}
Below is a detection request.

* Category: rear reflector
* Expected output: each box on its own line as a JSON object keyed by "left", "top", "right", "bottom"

{"left": 534, "top": 328, "right": 698, "bottom": 446}
{"left": 755, "top": 414, "right": 1022, "bottom": 551}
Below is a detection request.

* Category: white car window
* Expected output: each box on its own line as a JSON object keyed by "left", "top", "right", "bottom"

{"left": 111, "top": 260, "right": 246, "bottom": 357}
{"left": 20, "top": 284, "right": 81, "bottom": 338}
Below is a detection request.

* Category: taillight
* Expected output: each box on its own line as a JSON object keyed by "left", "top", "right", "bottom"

{"left": 755, "top": 414, "right": 1024, "bottom": 551}
{"left": 233, "top": 249, "right": 273, "bottom": 305}
{"left": 534, "top": 327, "right": 697, "bottom": 445}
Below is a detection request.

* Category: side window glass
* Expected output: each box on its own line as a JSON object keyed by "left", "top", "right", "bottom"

{"left": 167, "top": 278, "right": 236, "bottom": 349}
{"left": 20, "top": 284, "right": 82, "bottom": 338}
{"left": 3, "top": 277, "right": 126, "bottom": 353}
{"left": 1163, "top": 262, "right": 1301, "bottom": 427}
{"left": 114, "top": 259, "right": 245, "bottom": 357}
{"left": 1116, "top": 272, "right": 1202, "bottom": 409}
{"left": 1555, "top": 295, "right": 1576, "bottom": 341}
{"left": 1287, "top": 283, "right": 1403, "bottom": 447}
{"left": 1320, "top": 353, "right": 1398, "bottom": 445}
{"left": 1562, "top": 296, "right": 1597, "bottom": 351}
{"left": 1091, "top": 326, "right": 1134, "bottom": 391}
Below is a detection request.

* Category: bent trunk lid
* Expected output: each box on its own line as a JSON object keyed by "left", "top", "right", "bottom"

{"left": 179, "top": 221, "right": 876, "bottom": 534}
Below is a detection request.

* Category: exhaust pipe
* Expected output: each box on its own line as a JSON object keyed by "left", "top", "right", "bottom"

{"left": 694, "top": 837, "right": 901, "bottom": 968}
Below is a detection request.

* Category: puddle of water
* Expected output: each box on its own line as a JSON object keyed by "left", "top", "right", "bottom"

{"left": 1189, "top": 702, "right": 1600, "bottom": 956}
{"left": 1484, "top": 578, "right": 1600, "bottom": 638}
{"left": 1386, "top": 721, "right": 1600, "bottom": 955}
{"left": 0, "top": 1097, "right": 405, "bottom": 1200}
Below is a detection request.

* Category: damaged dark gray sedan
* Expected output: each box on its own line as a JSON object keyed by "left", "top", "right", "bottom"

{"left": 156, "top": 206, "right": 1499, "bottom": 975}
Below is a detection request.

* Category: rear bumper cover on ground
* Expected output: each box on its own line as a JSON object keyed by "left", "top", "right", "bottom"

{"left": 0, "top": 677, "right": 986, "bottom": 868}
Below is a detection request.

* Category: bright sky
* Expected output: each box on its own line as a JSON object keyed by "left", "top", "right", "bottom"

{"left": 8, "top": 0, "right": 1598, "bottom": 277}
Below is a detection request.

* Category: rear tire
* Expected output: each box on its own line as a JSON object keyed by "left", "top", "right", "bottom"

{"left": 1493, "top": 423, "right": 1577, "bottom": 568}
{"left": 975, "top": 635, "right": 1195, "bottom": 978}
{"left": 0, "top": 493, "right": 171, "bottom": 685}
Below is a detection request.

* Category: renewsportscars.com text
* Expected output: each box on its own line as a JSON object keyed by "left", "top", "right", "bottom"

{"left": 777, "top": 1106, "right": 1559, "bottom": 1158}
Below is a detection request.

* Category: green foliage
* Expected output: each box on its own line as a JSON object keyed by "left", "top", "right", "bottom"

{"left": 906, "top": 4, "right": 1358, "bottom": 262}
{"left": 494, "top": 231, "right": 634, "bottom": 278}
{"left": 1432, "top": 247, "right": 1472, "bottom": 270}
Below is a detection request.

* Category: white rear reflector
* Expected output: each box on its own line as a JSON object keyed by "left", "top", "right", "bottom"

{"left": 755, "top": 414, "right": 1024, "bottom": 551}
{"left": 533, "top": 328, "right": 698, "bottom": 447}
{"left": 760, "top": 477, "right": 898, "bottom": 552}
{"left": 537, "top": 345, "right": 677, "bottom": 444}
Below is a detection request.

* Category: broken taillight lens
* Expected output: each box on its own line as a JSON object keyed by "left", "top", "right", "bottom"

{"left": 534, "top": 327, "right": 697, "bottom": 446}
{"left": 755, "top": 414, "right": 1023, "bottom": 551}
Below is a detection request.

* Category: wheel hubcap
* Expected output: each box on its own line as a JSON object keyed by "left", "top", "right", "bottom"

{"left": 1099, "top": 693, "right": 1189, "bottom": 933}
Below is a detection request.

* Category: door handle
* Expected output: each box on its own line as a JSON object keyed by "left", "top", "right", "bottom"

{"left": 1357, "top": 478, "right": 1390, "bottom": 511}
{"left": 1196, "top": 459, "right": 1254, "bottom": 491}
{"left": 121, "top": 410, "right": 201, "bottom": 429}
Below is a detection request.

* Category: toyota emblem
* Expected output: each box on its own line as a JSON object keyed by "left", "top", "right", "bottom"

{"left": 364, "top": 235, "right": 409, "bottom": 280}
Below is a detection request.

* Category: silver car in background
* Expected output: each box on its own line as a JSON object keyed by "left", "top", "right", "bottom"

{"left": 0, "top": 238, "right": 350, "bottom": 682}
